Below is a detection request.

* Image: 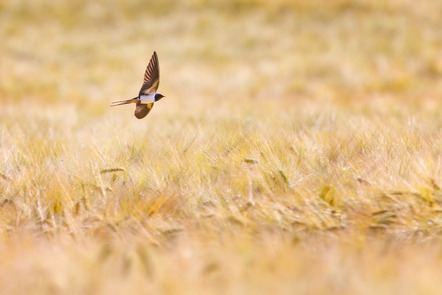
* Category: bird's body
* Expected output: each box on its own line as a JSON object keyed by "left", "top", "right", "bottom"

{"left": 139, "top": 94, "right": 156, "bottom": 104}
{"left": 111, "top": 51, "right": 165, "bottom": 119}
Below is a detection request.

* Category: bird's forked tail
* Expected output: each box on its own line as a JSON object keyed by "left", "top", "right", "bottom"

{"left": 110, "top": 97, "right": 139, "bottom": 107}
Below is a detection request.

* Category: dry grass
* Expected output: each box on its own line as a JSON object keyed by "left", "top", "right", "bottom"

{"left": 1, "top": 0, "right": 442, "bottom": 294}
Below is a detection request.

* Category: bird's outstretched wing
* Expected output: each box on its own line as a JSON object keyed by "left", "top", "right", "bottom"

{"left": 139, "top": 51, "right": 160, "bottom": 95}
{"left": 134, "top": 102, "right": 154, "bottom": 119}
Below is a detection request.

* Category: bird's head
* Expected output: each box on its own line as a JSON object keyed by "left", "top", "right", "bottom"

{"left": 155, "top": 93, "right": 165, "bottom": 101}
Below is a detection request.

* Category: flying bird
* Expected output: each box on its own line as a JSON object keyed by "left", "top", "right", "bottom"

{"left": 111, "top": 51, "right": 165, "bottom": 119}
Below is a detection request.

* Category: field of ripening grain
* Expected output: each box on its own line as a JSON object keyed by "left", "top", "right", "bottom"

{"left": 0, "top": 0, "right": 441, "bottom": 294}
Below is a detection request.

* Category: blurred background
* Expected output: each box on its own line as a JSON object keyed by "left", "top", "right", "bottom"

{"left": 1, "top": 0, "right": 441, "bottom": 119}
{"left": 1, "top": 1, "right": 442, "bottom": 294}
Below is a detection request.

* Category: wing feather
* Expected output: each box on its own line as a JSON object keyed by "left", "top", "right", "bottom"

{"left": 134, "top": 103, "right": 154, "bottom": 119}
{"left": 139, "top": 51, "right": 160, "bottom": 95}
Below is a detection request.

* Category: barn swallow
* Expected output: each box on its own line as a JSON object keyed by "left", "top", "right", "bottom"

{"left": 111, "top": 51, "right": 165, "bottom": 119}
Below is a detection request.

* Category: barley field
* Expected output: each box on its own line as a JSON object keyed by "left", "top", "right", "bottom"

{"left": 1, "top": 0, "right": 442, "bottom": 294}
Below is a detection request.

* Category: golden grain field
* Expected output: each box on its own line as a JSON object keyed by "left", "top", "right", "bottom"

{"left": 1, "top": 0, "right": 442, "bottom": 294}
